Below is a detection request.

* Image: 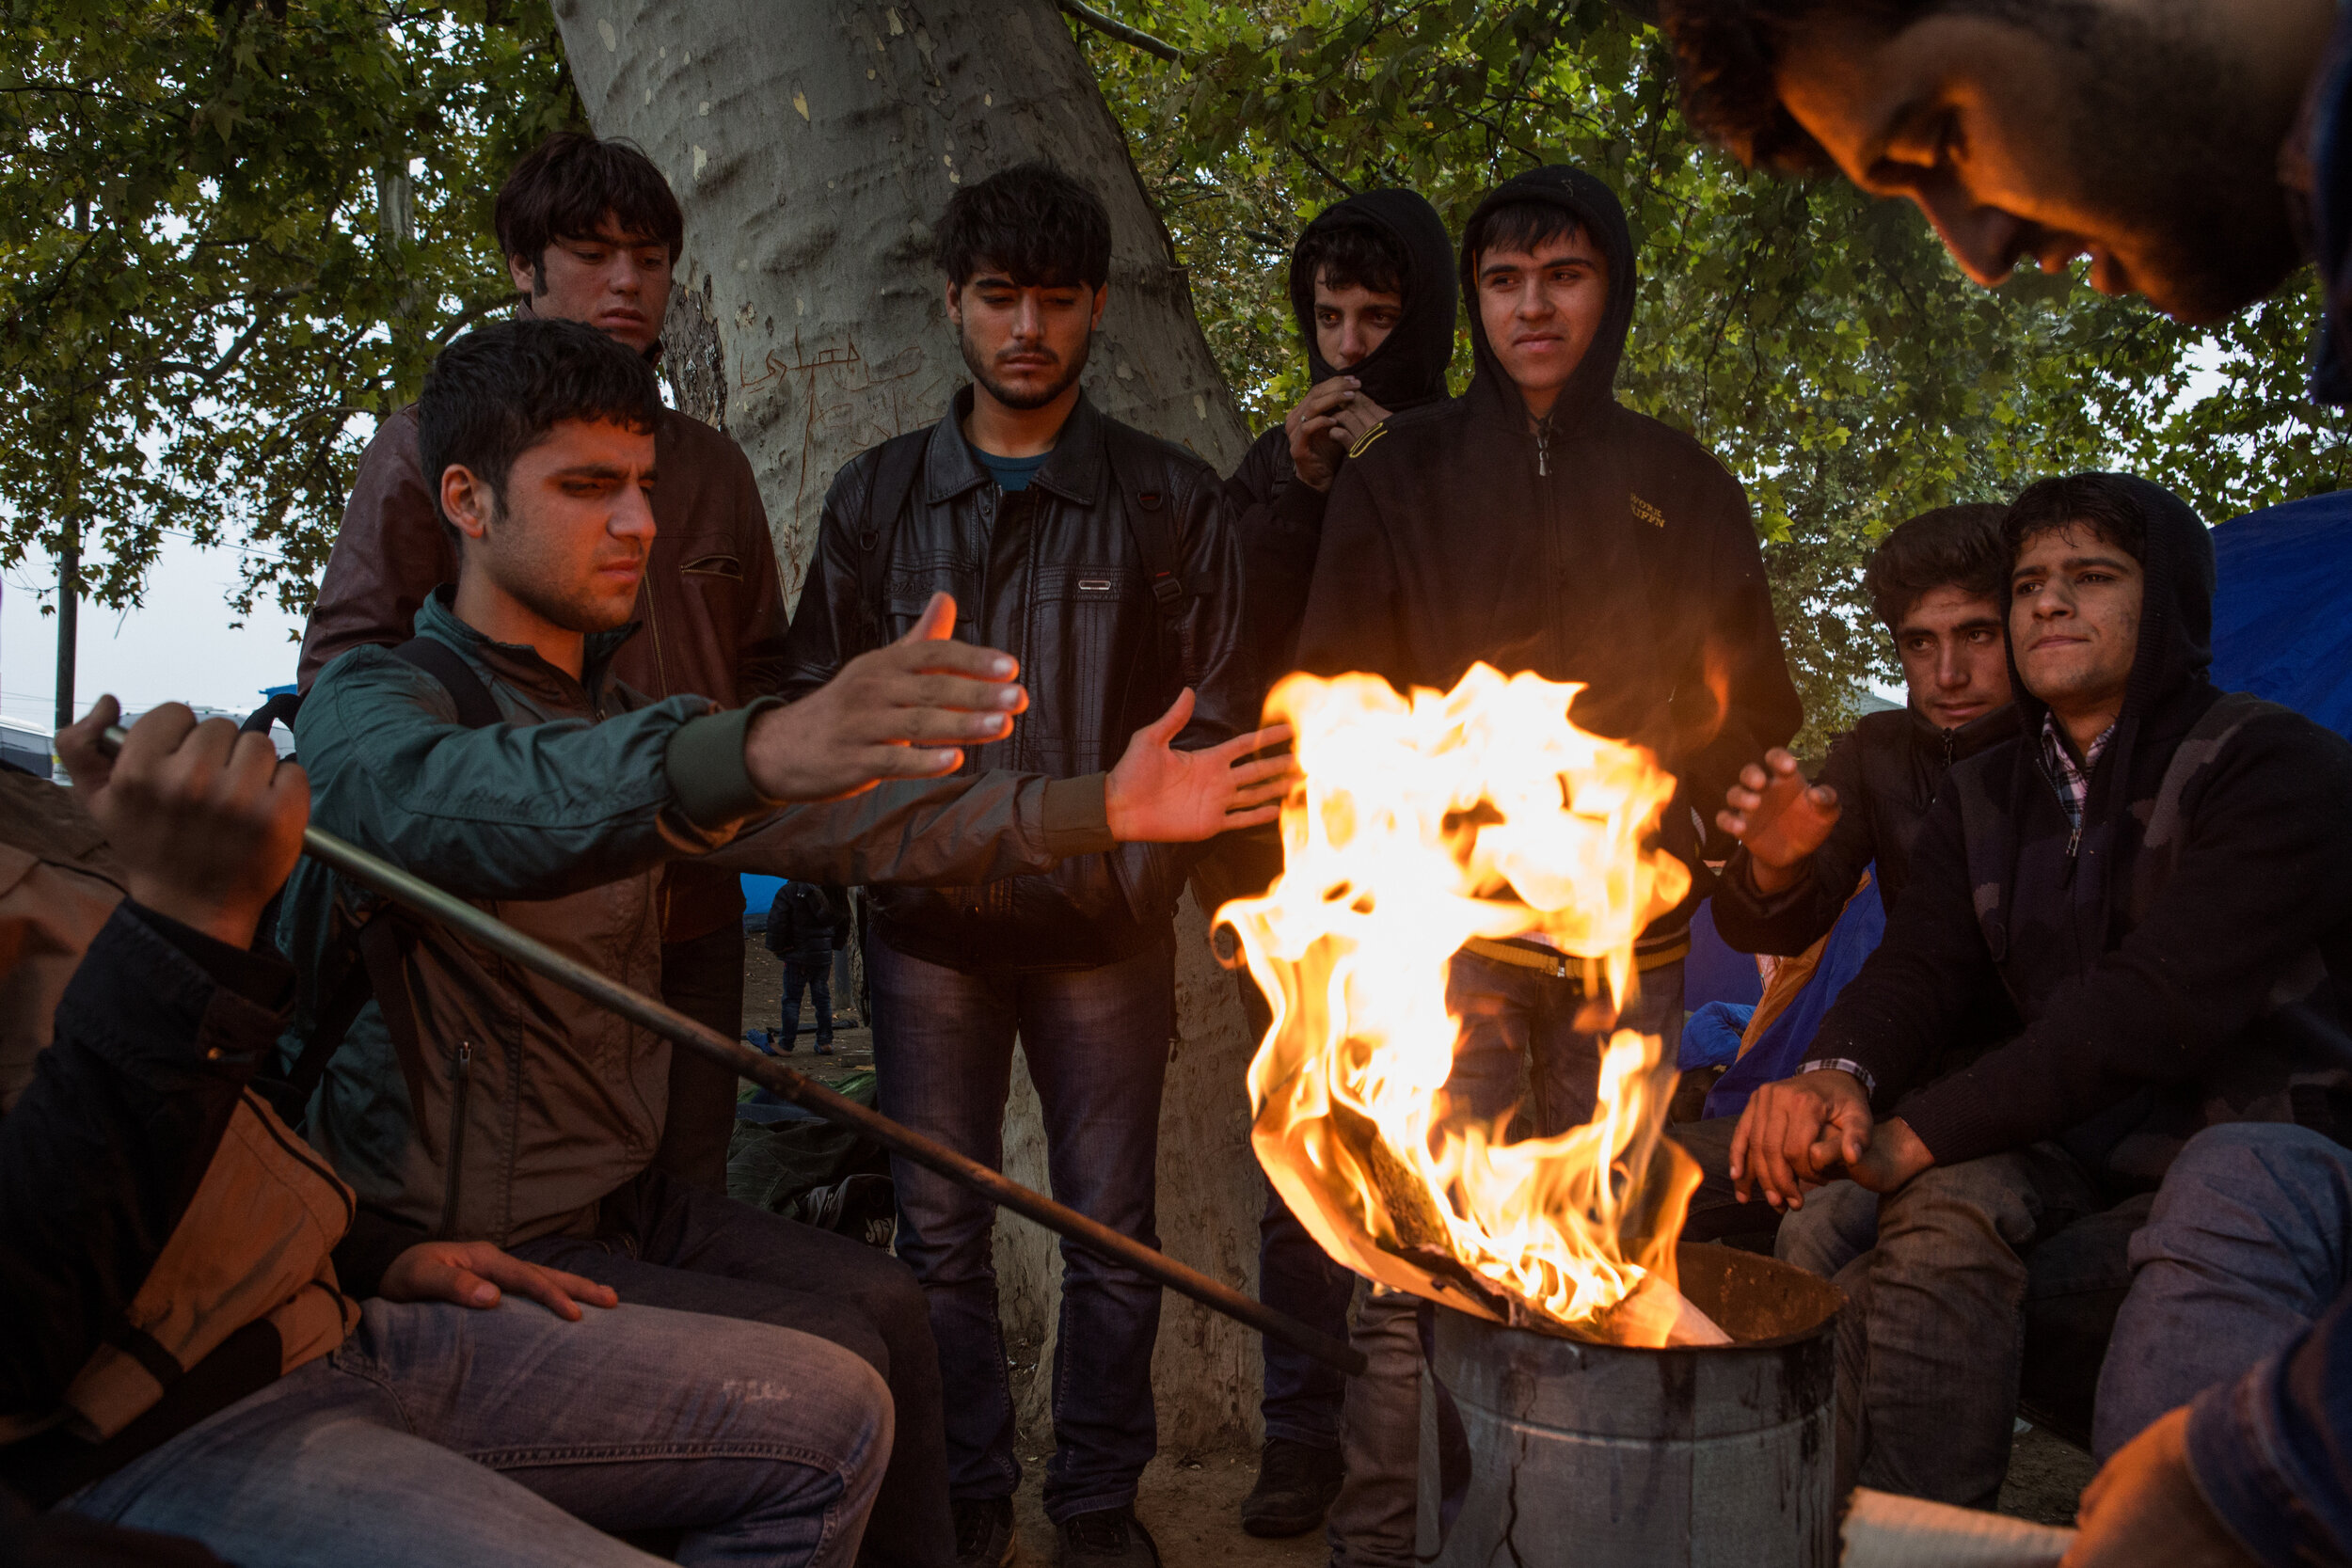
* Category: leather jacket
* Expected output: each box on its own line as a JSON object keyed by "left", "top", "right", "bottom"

{"left": 1712, "top": 700, "right": 2023, "bottom": 956}
{"left": 295, "top": 402, "right": 790, "bottom": 945}
{"left": 780, "top": 388, "right": 1253, "bottom": 971}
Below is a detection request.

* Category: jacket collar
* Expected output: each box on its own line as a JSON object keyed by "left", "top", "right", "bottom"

{"left": 414, "top": 586, "right": 639, "bottom": 711}
{"left": 1906, "top": 698, "right": 2023, "bottom": 762}
{"left": 924, "top": 385, "right": 1105, "bottom": 506}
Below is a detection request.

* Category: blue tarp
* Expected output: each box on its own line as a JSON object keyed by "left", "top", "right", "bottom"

{"left": 1704, "top": 866, "right": 1889, "bottom": 1121}
{"left": 2211, "top": 490, "right": 2352, "bottom": 736}
{"left": 742, "top": 875, "right": 786, "bottom": 918}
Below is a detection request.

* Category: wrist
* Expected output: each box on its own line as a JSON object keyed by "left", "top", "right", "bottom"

{"left": 1104, "top": 768, "right": 1134, "bottom": 840}
{"left": 128, "top": 879, "right": 262, "bottom": 949}
{"left": 1745, "top": 854, "right": 1804, "bottom": 895}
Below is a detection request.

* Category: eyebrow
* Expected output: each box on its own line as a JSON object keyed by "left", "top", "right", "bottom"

{"left": 550, "top": 463, "right": 654, "bottom": 483}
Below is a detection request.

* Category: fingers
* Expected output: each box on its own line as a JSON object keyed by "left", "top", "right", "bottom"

{"left": 1221, "top": 802, "right": 1281, "bottom": 829}
{"left": 854, "top": 743, "right": 965, "bottom": 781}
{"left": 902, "top": 592, "right": 959, "bottom": 643}
{"left": 469, "top": 1250, "right": 617, "bottom": 1321}
{"left": 1728, "top": 1100, "right": 1756, "bottom": 1197}
{"left": 1227, "top": 752, "right": 1299, "bottom": 791}
{"left": 1766, "top": 748, "right": 1802, "bottom": 776}
{"left": 870, "top": 629, "right": 1019, "bottom": 686}
{"left": 1141, "top": 687, "right": 1197, "bottom": 743}
{"left": 56, "top": 695, "right": 122, "bottom": 790}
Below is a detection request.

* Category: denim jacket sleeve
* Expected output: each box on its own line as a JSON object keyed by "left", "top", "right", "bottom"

{"left": 2186, "top": 1284, "right": 2352, "bottom": 1565}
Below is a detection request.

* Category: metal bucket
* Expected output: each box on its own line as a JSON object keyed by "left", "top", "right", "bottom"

{"left": 1426, "top": 1242, "right": 1843, "bottom": 1567}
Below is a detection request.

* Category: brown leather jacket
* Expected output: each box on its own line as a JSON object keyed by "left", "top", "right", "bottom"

{"left": 297, "top": 403, "right": 790, "bottom": 943}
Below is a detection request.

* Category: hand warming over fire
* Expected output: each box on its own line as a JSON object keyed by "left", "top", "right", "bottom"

{"left": 744, "top": 592, "right": 1027, "bottom": 800}
{"left": 1717, "top": 747, "right": 1840, "bottom": 895}
{"left": 1104, "top": 687, "right": 1297, "bottom": 842}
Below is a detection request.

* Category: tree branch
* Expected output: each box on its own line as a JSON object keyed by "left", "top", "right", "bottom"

{"left": 1058, "top": 0, "right": 1185, "bottom": 64}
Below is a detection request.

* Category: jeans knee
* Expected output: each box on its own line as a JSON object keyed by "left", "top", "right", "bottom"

{"left": 2164, "top": 1121, "right": 2352, "bottom": 1200}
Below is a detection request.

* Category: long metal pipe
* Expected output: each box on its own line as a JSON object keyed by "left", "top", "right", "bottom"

{"left": 102, "top": 725, "right": 1364, "bottom": 1376}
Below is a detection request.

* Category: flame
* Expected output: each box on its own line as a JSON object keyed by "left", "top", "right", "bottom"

{"left": 1226, "top": 664, "right": 1715, "bottom": 1347}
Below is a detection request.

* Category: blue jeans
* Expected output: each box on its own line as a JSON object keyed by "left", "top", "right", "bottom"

{"left": 60, "top": 1298, "right": 891, "bottom": 1568}
{"left": 867, "top": 935, "right": 1172, "bottom": 1523}
{"left": 2093, "top": 1122, "right": 2352, "bottom": 1458}
{"left": 1443, "top": 953, "right": 1686, "bottom": 1136}
{"left": 783, "top": 951, "right": 834, "bottom": 1047}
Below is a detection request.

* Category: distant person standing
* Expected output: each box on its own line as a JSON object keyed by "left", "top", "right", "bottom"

{"left": 766, "top": 880, "right": 850, "bottom": 1054}
{"left": 297, "top": 132, "right": 786, "bottom": 1193}
{"left": 1200, "top": 187, "right": 1459, "bottom": 1544}
{"left": 780, "top": 163, "right": 1254, "bottom": 1568}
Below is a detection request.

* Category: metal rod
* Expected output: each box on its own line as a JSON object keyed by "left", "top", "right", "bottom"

{"left": 100, "top": 725, "right": 1365, "bottom": 1376}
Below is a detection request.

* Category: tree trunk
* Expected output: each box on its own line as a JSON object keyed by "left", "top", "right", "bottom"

{"left": 555, "top": 0, "right": 1269, "bottom": 1455}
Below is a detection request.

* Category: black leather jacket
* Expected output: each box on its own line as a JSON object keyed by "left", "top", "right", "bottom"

{"left": 780, "top": 388, "right": 1253, "bottom": 971}
{"left": 1712, "top": 700, "right": 2022, "bottom": 956}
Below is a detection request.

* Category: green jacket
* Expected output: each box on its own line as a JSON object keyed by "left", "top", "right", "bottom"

{"left": 285, "top": 589, "right": 1114, "bottom": 1247}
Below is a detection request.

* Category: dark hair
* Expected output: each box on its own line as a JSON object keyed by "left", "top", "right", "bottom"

{"left": 1657, "top": 1, "right": 2059, "bottom": 169}
{"left": 1862, "top": 503, "right": 2010, "bottom": 630}
{"left": 933, "top": 161, "right": 1112, "bottom": 290}
{"left": 1296, "top": 216, "right": 1408, "bottom": 298}
{"left": 1463, "top": 199, "right": 1585, "bottom": 273}
{"left": 418, "top": 318, "right": 664, "bottom": 545}
{"left": 2002, "top": 473, "right": 2149, "bottom": 569}
{"left": 494, "top": 132, "right": 684, "bottom": 279}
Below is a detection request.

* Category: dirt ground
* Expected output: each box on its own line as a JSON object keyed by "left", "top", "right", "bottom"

{"left": 739, "top": 939, "right": 2099, "bottom": 1561}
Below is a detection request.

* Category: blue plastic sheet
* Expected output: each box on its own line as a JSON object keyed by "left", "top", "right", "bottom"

{"left": 2211, "top": 491, "right": 2352, "bottom": 737}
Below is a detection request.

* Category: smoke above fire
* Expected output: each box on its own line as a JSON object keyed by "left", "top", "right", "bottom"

{"left": 1225, "top": 664, "right": 1724, "bottom": 1348}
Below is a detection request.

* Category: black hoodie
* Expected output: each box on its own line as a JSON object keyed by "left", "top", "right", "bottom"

{"left": 1223, "top": 189, "right": 1458, "bottom": 683}
{"left": 1804, "top": 476, "right": 2352, "bottom": 1170}
{"left": 1292, "top": 166, "right": 1803, "bottom": 942}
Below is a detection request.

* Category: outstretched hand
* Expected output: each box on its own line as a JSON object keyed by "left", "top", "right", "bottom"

{"left": 379, "top": 1240, "right": 619, "bottom": 1321}
{"left": 1717, "top": 748, "right": 1840, "bottom": 895}
{"left": 56, "top": 695, "right": 310, "bottom": 948}
{"left": 745, "top": 593, "right": 1026, "bottom": 802}
{"left": 1104, "top": 689, "right": 1298, "bottom": 843}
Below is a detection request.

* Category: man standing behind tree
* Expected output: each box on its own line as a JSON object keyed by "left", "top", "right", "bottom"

{"left": 778, "top": 163, "right": 1253, "bottom": 1568}
{"left": 1200, "top": 187, "right": 1458, "bottom": 1543}
{"left": 298, "top": 132, "right": 777, "bottom": 1192}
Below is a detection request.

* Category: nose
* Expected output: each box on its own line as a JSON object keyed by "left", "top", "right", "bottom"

{"left": 1009, "top": 293, "right": 1044, "bottom": 341}
{"left": 1910, "top": 179, "right": 2028, "bottom": 289}
{"left": 613, "top": 483, "right": 657, "bottom": 543}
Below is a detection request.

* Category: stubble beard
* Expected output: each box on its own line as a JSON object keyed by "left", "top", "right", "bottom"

{"left": 961, "top": 322, "right": 1093, "bottom": 411}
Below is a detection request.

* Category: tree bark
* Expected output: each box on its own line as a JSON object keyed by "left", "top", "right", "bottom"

{"left": 555, "top": 0, "right": 1269, "bottom": 1454}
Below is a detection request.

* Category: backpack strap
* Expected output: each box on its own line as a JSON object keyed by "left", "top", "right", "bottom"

{"left": 390, "top": 635, "right": 501, "bottom": 730}
{"left": 1100, "top": 421, "right": 1200, "bottom": 622}
{"left": 240, "top": 689, "right": 303, "bottom": 741}
{"left": 260, "top": 636, "right": 501, "bottom": 1127}
{"left": 855, "top": 432, "right": 930, "bottom": 649}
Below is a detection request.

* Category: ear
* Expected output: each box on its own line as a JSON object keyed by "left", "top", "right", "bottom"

{"left": 1089, "top": 283, "right": 1107, "bottom": 330}
{"left": 944, "top": 278, "right": 964, "bottom": 328}
{"left": 440, "top": 464, "right": 497, "bottom": 546}
{"left": 506, "top": 251, "right": 538, "bottom": 299}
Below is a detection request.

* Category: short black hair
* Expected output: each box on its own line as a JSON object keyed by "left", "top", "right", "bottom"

{"left": 1657, "top": 1, "right": 2059, "bottom": 169}
{"left": 494, "top": 132, "right": 685, "bottom": 279}
{"left": 417, "top": 318, "right": 664, "bottom": 545}
{"left": 1863, "top": 503, "right": 2010, "bottom": 630}
{"left": 1296, "top": 215, "right": 1408, "bottom": 298}
{"left": 1463, "top": 199, "right": 1585, "bottom": 274}
{"left": 933, "top": 161, "right": 1112, "bottom": 291}
{"left": 2002, "top": 473, "right": 2151, "bottom": 569}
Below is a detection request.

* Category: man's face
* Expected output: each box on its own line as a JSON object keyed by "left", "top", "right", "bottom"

{"left": 1894, "top": 584, "right": 2011, "bottom": 730}
{"left": 1475, "top": 227, "right": 1611, "bottom": 414}
{"left": 1771, "top": 7, "right": 2313, "bottom": 324}
{"left": 443, "top": 419, "right": 658, "bottom": 634}
{"left": 2010, "top": 522, "right": 2145, "bottom": 714}
{"left": 946, "top": 266, "right": 1105, "bottom": 412}
{"left": 1312, "top": 273, "right": 1405, "bottom": 371}
{"left": 507, "top": 215, "right": 674, "bottom": 353}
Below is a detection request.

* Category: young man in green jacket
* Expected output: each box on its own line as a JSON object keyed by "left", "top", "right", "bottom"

{"left": 288, "top": 317, "right": 1290, "bottom": 1568}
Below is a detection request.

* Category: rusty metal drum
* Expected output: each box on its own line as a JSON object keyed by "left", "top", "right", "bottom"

{"left": 1427, "top": 1243, "right": 1844, "bottom": 1568}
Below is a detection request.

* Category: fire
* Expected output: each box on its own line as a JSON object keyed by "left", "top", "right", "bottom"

{"left": 1225, "top": 664, "right": 1722, "bottom": 1347}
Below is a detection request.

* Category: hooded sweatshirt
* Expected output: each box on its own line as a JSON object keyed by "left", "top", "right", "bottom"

{"left": 1293, "top": 166, "right": 1803, "bottom": 942}
{"left": 1224, "top": 188, "right": 1458, "bottom": 684}
{"left": 1804, "top": 476, "right": 2352, "bottom": 1171}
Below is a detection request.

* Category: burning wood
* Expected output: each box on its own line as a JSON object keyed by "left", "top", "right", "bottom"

{"left": 1224, "top": 665, "right": 1724, "bottom": 1348}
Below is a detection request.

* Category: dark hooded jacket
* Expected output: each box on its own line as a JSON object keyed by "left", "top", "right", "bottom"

{"left": 1803, "top": 476, "right": 2352, "bottom": 1173}
{"left": 1223, "top": 189, "right": 1458, "bottom": 685}
{"left": 1712, "top": 701, "right": 2022, "bottom": 956}
{"left": 1292, "top": 166, "right": 1803, "bottom": 944}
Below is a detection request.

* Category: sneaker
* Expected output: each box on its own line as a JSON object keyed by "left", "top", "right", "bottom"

{"left": 1238, "top": 1437, "right": 1343, "bottom": 1538}
{"left": 1056, "top": 1506, "right": 1158, "bottom": 1567}
{"left": 814, "top": 1038, "right": 834, "bottom": 1054}
{"left": 953, "top": 1497, "right": 1015, "bottom": 1568}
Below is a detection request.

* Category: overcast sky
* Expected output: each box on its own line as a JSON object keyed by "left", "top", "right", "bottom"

{"left": 3, "top": 533, "right": 307, "bottom": 732}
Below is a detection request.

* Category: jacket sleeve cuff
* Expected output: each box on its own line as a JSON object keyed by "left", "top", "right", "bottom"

{"left": 1043, "top": 774, "right": 1117, "bottom": 858}
{"left": 331, "top": 1206, "right": 427, "bottom": 1302}
{"left": 666, "top": 696, "right": 784, "bottom": 830}
{"left": 127, "top": 903, "right": 294, "bottom": 1011}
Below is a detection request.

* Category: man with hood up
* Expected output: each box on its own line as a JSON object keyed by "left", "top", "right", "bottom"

{"left": 1197, "top": 188, "right": 1458, "bottom": 1543}
{"left": 1730, "top": 473, "right": 2352, "bottom": 1512}
{"left": 1296, "top": 165, "right": 1802, "bottom": 1142}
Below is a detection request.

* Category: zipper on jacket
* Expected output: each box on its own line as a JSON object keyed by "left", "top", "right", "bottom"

{"left": 2036, "top": 760, "right": 2084, "bottom": 884}
{"left": 437, "top": 1040, "right": 474, "bottom": 1238}
{"left": 1534, "top": 421, "right": 1551, "bottom": 477}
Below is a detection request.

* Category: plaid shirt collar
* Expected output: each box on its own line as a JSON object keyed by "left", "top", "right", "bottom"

{"left": 2040, "top": 711, "right": 2117, "bottom": 831}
